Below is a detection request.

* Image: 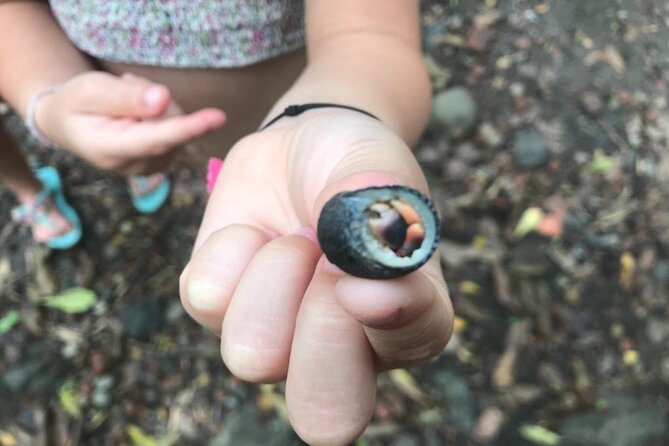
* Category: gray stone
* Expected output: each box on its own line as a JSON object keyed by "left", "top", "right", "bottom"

{"left": 430, "top": 371, "right": 475, "bottom": 432}
{"left": 513, "top": 128, "right": 550, "bottom": 169}
{"left": 560, "top": 392, "right": 667, "bottom": 446}
{"left": 211, "top": 405, "right": 300, "bottom": 446}
{"left": 432, "top": 87, "right": 478, "bottom": 137}
{"left": 91, "top": 389, "right": 110, "bottom": 408}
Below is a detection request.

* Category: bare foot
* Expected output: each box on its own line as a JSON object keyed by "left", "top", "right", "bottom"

{"left": 13, "top": 196, "right": 73, "bottom": 243}
{"left": 128, "top": 173, "right": 167, "bottom": 197}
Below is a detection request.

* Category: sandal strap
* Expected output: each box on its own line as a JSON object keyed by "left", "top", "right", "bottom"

{"left": 11, "top": 186, "right": 54, "bottom": 226}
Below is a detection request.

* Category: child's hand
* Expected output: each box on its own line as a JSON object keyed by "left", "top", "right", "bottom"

{"left": 180, "top": 109, "right": 453, "bottom": 445}
{"left": 34, "top": 71, "right": 226, "bottom": 175}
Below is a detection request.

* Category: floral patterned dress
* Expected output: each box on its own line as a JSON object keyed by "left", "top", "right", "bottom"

{"left": 49, "top": 0, "right": 305, "bottom": 68}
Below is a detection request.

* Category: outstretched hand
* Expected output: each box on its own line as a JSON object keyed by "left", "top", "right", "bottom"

{"left": 34, "top": 71, "right": 225, "bottom": 175}
{"left": 179, "top": 109, "right": 453, "bottom": 445}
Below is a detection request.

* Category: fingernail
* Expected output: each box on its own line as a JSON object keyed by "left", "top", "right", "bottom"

{"left": 143, "top": 85, "right": 165, "bottom": 107}
{"left": 206, "top": 157, "right": 223, "bottom": 194}
{"left": 186, "top": 279, "right": 221, "bottom": 311}
{"left": 293, "top": 226, "right": 318, "bottom": 244}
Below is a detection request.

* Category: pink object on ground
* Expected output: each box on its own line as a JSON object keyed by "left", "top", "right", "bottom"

{"left": 207, "top": 157, "right": 224, "bottom": 193}
{"left": 537, "top": 214, "right": 564, "bottom": 239}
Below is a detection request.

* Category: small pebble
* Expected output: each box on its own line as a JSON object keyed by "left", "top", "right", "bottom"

{"left": 91, "top": 390, "right": 110, "bottom": 408}
{"left": 479, "top": 122, "right": 504, "bottom": 147}
{"left": 513, "top": 128, "right": 550, "bottom": 169}
{"left": 579, "top": 91, "right": 604, "bottom": 116}
{"left": 432, "top": 87, "right": 478, "bottom": 137}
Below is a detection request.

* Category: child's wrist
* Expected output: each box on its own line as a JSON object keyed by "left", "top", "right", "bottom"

{"left": 260, "top": 103, "right": 380, "bottom": 131}
{"left": 26, "top": 85, "right": 60, "bottom": 147}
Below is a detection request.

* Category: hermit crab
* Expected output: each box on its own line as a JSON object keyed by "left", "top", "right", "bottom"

{"left": 317, "top": 186, "right": 440, "bottom": 279}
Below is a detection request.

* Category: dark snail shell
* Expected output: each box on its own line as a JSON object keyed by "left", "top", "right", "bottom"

{"left": 317, "top": 185, "right": 440, "bottom": 279}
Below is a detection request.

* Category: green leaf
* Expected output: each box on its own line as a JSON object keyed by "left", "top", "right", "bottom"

{"left": 86, "top": 410, "right": 108, "bottom": 431}
{"left": 127, "top": 425, "right": 177, "bottom": 446}
{"left": 0, "top": 310, "right": 21, "bottom": 334}
{"left": 513, "top": 207, "right": 545, "bottom": 239}
{"left": 588, "top": 153, "right": 614, "bottom": 174}
{"left": 43, "top": 288, "right": 97, "bottom": 313}
{"left": 127, "top": 425, "right": 158, "bottom": 446}
{"left": 58, "top": 381, "right": 82, "bottom": 419}
{"left": 519, "top": 424, "right": 561, "bottom": 446}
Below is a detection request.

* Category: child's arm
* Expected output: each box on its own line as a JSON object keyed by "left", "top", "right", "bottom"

{"left": 0, "top": 1, "right": 92, "bottom": 116}
{"left": 182, "top": 2, "right": 452, "bottom": 445}
{"left": 0, "top": 1, "right": 224, "bottom": 175}
{"left": 264, "top": 0, "right": 431, "bottom": 146}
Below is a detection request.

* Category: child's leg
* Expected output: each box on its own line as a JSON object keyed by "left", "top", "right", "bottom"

{"left": 0, "top": 120, "right": 75, "bottom": 243}
{"left": 0, "top": 120, "right": 43, "bottom": 202}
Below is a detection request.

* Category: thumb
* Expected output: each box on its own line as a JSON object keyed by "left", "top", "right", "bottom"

{"left": 66, "top": 71, "right": 170, "bottom": 118}
{"left": 301, "top": 132, "right": 451, "bottom": 366}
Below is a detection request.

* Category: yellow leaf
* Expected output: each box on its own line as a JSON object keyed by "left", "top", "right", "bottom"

{"left": 0, "top": 430, "right": 17, "bottom": 446}
{"left": 623, "top": 349, "right": 639, "bottom": 365}
{"left": 619, "top": 252, "right": 636, "bottom": 291}
{"left": 389, "top": 369, "right": 427, "bottom": 403}
{"left": 453, "top": 316, "right": 468, "bottom": 333}
{"left": 472, "top": 235, "right": 487, "bottom": 250}
{"left": 458, "top": 281, "right": 481, "bottom": 296}
{"left": 259, "top": 384, "right": 288, "bottom": 420}
{"left": 513, "top": 208, "right": 545, "bottom": 239}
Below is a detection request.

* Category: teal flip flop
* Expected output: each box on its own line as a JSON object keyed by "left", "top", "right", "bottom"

{"left": 129, "top": 174, "right": 171, "bottom": 214}
{"left": 11, "top": 166, "right": 82, "bottom": 250}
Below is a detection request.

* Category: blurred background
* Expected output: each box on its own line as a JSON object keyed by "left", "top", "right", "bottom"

{"left": 2, "top": 0, "right": 669, "bottom": 445}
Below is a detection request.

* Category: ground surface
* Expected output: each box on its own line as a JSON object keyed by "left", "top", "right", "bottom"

{"left": 2, "top": 1, "right": 669, "bottom": 445}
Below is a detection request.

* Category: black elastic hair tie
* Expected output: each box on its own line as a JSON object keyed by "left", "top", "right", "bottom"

{"left": 261, "top": 103, "right": 380, "bottom": 130}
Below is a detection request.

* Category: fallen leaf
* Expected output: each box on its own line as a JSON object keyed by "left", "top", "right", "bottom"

{"left": 519, "top": 424, "right": 560, "bottom": 446}
{"left": 619, "top": 251, "right": 636, "bottom": 291}
{"left": 492, "top": 350, "right": 517, "bottom": 390}
{"left": 0, "top": 310, "right": 21, "bottom": 335}
{"left": 453, "top": 316, "right": 468, "bottom": 333}
{"left": 42, "top": 287, "right": 98, "bottom": 313}
{"left": 86, "top": 410, "right": 108, "bottom": 431}
{"left": 513, "top": 207, "right": 545, "bottom": 238}
{"left": 389, "top": 369, "right": 427, "bottom": 404}
{"left": 601, "top": 45, "right": 626, "bottom": 74}
{"left": 623, "top": 349, "right": 639, "bottom": 365}
{"left": 0, "top": 430, "right": 17, "bottom": 446}
{"left": 458, "top": 281, "right": 481, "bottom": 295}
{"left": 58, "top": 381, "right": 82, "bottom": 419}
{"left": 258, "top": 384, "right": 289, "bottom": 420}
{"left": 534, "top": 3, "right": 550, "bottom": 14}
{"left": 588, "top": 152, "right": 615, "bottom": 174}
{"left": 127, "top": 425, "right": 177, "bottom": 446}
{"left": 474, "top": 406, "right": 506, "bottom": 442}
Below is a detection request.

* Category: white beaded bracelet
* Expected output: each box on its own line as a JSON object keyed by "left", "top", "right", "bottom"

{"left": 25, "top": 85, "right": 60, "bottom": 147}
